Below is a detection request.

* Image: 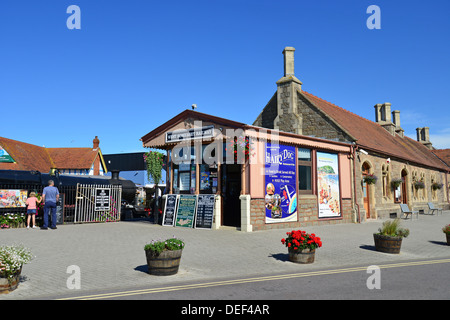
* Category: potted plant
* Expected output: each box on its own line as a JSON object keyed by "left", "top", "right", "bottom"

{"left": 373, "top": 219, "right": 409, "bottom": 254}
{"left": 442, "top": 225, "right": 450, "bottom": 246}
{"left": 0, "top": 245, "right": 33, "bottom": 294}
{"left": 281, "top": 230, "right": 322, "bottom": 264}
{"left": 144, "top": 237, "right": 185, "bottom": 275}
{"left": 414, "top": 180, "right": 425, "bottom": 190}
{"left": 391, "top": 178, "right": 403, "bottom": 188}
{"left": 363, "top": 174, "right": 377, "bottom": 185}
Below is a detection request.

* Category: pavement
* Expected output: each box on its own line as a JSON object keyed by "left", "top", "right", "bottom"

{"left": 1, "top": 211, "right": 450, "bottom": 300}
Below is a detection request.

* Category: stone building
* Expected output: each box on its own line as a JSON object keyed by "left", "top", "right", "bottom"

{"left": 254, "top": 47, "right": 449, "bottom": 221}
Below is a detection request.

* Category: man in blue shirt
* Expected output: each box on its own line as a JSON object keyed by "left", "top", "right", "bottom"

{"left": 42, "top": 180, "right": 60, "bottom": 230}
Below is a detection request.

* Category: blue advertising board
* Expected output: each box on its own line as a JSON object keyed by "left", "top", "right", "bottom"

{"left": 264, "top": 143, "right": 297, "bottom": 223}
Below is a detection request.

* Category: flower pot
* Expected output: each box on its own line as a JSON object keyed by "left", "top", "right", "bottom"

{"left": 373, "top": 234, "right": 403, "bottom": 254}
{"left": 446, "top": 233, "right": 450, "bottom": 246}
{"left": 288, "top": 248, "right": 315, "bottom": 264}
{"left": 145, "top": 249, "right": 182, "bottom": 276}
{"left": 0, "top": 267, "right": 22, "bottom": 294}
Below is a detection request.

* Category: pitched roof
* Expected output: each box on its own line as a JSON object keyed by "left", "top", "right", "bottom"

{"left": 47, "top": 148, "right": 98, "bottom": 169}
{"left": 0, "top": 136, "right": 104, "bottom": 173}
{"left": 300, "top": 90, "right": 449, "bottom": 171}
{"left": 432, "top": 149, "right": 450, "bottom": 168}
{"left": 0, "top": 137, "right": 54, "bottom": 172}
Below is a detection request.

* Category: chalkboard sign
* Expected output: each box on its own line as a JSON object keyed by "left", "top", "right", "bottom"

{"left": 55, "top": 193, "right": 65, "bottom": 225}
{"left": 175, "top": 195, "right": 197, "bottom": 228}
{"left": 162, "top": 194, "right": 178, "bottom": 227}
{"left": 195, "top": 194, "right": 215, "bottom": 229}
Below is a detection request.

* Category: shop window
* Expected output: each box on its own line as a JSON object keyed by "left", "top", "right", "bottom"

{"left": 298, "top": 148, "right": 312, "bottom": 194}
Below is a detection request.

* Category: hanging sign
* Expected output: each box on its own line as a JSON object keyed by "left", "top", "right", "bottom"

{"left": 264, "top": 143, "right": 297, "bottom": 223}
{"left": 175, "top": 194, "right": 197, "bottom": 228}
{"left": 0, "top": 146, "right": 14, "bottom": 163}
{"left": 162, "top": 194, "right": 178, "bottom": 227}
{"left": 317, "top": 152, "right": 341, "bottom": 218}
{"left": 195, "top": 194, "right": 215, "bottom": 229}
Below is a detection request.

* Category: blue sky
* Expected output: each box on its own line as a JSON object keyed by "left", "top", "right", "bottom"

{"left": 1, "top": 0, "right": 450, "bottom": 158}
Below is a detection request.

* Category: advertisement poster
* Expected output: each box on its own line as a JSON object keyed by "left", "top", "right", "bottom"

{"left": 265, "top": 143, "right": 297, "bottom": 223}
{"left": 0, "top": 190, "right": 27, "bottom": 208}
{"left": 317, "top": 152, "right": 341, "bottom": 218}
{"left": 0, "top": 146, "right": 14, "bottom": 163}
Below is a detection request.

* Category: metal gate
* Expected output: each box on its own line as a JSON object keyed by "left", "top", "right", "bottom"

{"left": 74, "top": 184, "right": 122, "bottom": 223}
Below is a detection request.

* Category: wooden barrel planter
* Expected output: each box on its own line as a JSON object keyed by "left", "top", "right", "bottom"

{"left": 446, "top": 233, "right": 450, "bottom": 246}
{"left": 0, "top": 267, "right": 22, "bottom": 294}
{"left": 145, "top": 249, "right": 183, "bottom": 276}
{"left": 288, "top": 248, "right": 316, "bottom": 264}
{"left": 373, "top": 234, "right": 403, "bottom": 254}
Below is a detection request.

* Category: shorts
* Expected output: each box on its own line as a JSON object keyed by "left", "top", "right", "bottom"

{"left": 27, "top": 209, "right": 37, "bottom": 215}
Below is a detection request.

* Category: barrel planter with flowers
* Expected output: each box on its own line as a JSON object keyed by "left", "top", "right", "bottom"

{"left": 0, "top": 245, "right": 32, "bottom": 294}
{"left": 281, "top": 230, "right": 322, "bottom": 264}
{"left": 443, "top": 225, "right": 450, "bottom": 246}
{"left": 144, "top": 238, "right": 185, "bottom": 276}
{"left": 373, "top": 219, "right": 409, "bottom": 254}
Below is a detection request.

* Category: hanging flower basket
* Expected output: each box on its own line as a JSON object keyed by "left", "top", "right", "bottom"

{"left": 363, "top": 174, "right": 377, "bottom": 185}
{"left": 431, "top": 182, "right": 443, "bottom": 191}
{"left": 391, "top": 178, "right": 403, "bottom": 188}
{"left": 414, "top": 180, "right": 425, "bottom": 190}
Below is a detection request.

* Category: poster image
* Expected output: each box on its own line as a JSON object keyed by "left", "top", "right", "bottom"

{"left": 0, "top": 190, "right": 28, "bottom": 208}
{"left": 265, "top": 143, "right": 297, "bottom": 223}
{"left": 317, "top": 152, "right": 341, "bottom": 218}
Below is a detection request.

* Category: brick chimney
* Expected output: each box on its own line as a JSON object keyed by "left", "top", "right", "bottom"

{"left": 93, "top": 136, "right": 100, "bottom": 150}
{"left": 274, "top": 47, "right": 303, "bottom": 134}
{"left": 416, "top": 127, "right": 433, "bottom": 149}
{"left": 93, "top": 136, "right": 100, "bottom": 175}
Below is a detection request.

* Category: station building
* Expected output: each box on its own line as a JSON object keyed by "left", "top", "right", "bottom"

{"left": 141, "top": 47, "right": 449, "bottom": 231}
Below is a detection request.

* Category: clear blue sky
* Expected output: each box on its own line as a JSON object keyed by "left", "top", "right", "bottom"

{"left": 1, "top": 0, "right": 449, "bottom": 155}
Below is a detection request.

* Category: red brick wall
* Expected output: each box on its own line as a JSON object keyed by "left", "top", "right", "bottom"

{"left": 250, "top": 197, "right": 353, "bottom": 231}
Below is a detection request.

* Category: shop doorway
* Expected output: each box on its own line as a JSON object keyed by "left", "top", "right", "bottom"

{"left": 401, "top": 169, "right": 408, "bottom": 204}
{"left": 221, "top": 164, "right": 241, "bottom": 227}
{"left": 362, "top": 162, "right": 371, "bottom": 219}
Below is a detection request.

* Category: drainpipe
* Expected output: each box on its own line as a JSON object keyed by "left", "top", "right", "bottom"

{"left": 352, "top": 145, "right": 361, "bottom": 223}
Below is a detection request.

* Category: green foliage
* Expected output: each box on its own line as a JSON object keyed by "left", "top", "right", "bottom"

{"left": 377, "top": 219, "right": 410, "bottom": 238}
{"left": 143, "top": 150, "right": 165, "bottom": 184}
{"left": 144, "top": 238, "right": 185, "bottom": 255}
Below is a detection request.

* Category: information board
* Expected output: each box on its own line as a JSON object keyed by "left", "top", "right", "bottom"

{"left": 95, "top": 188, "right": 111, "bottom": 211}
{"left": 175, "top": 195, "right": 197, "bottom": 228}
{"left": 195, "top": 194, "right": 215, "bottom": 229}
{"left": 162, "top": 194, "right": 178, "bottom": 227}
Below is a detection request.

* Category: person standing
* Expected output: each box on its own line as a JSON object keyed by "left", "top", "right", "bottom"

{"left": 41, "top": 180, "right": 60, "bottom": 230}
{"left": 26, "top": 191, "right": 40, "bottom": 229}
